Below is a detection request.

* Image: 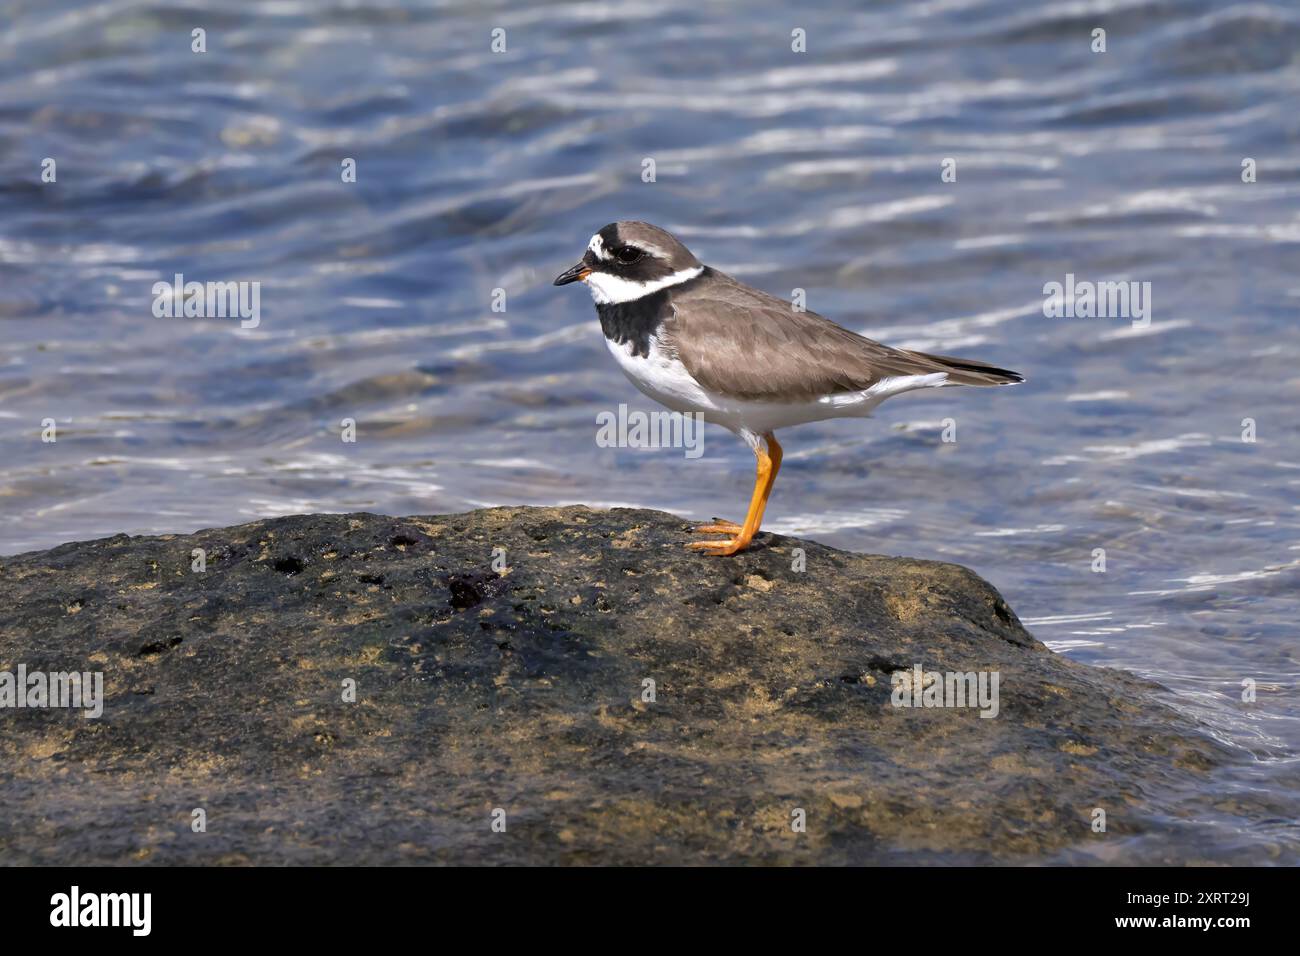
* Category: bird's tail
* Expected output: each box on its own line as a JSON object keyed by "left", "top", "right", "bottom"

{"left": 906, "top": 350, "right": 1025, "bottom": 386}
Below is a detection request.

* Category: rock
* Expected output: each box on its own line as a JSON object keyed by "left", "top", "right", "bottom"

{"left": 0, "top": 506, "right": 1227, "bottom": 864}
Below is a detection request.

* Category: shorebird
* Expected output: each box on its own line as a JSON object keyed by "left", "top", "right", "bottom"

{"left": 554, "top": 221, "right": 1024, "bottom": 556}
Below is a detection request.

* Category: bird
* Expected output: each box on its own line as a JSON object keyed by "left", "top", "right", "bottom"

{"left": 554, "top": 220, "right": 1024, "bottom": 556}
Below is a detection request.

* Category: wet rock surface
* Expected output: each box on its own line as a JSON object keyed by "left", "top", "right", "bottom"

{"left": 0, "top": 507, "right": 1228, "bottom": 864}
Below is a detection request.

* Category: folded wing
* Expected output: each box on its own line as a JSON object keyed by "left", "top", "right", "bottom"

{"left": 663, "top": 269, "right": 1022, "bottom": 402}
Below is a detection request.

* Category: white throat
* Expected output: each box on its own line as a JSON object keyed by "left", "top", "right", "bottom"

{"left": 585, "top": 266, "right": 703, "bottom": 305}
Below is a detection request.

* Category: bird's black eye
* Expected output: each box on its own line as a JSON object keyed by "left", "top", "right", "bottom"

{"left": 613, "top": 245, "right": 643, "bottom": 265}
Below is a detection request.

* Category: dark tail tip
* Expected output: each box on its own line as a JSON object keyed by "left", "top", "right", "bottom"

{"left": 905, "top": 349, "right": 1024, "bottom": 386}
{"left": 937, "top": 357, "right": 1025, "bottom": 386}
{"left": 973, "top": 366, "right": 1024, "bottom": 386}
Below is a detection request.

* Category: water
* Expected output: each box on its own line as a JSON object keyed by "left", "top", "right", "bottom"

{"left": 1, "top": 0, "right": 1297, "bottom": 863}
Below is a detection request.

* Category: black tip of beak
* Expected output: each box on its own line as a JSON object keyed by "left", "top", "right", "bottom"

{"left": 553, "top": 262, "right": 590, "bottom": 286}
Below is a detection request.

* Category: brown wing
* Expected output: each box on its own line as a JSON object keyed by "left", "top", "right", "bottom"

{"left": 663, "top": 269, "right": 1014, "bottom": 402}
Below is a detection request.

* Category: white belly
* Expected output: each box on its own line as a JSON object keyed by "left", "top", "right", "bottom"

{"left": 604, "top": 334, "right": 948, "bottom": 437}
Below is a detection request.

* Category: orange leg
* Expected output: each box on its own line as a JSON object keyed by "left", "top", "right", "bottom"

{"left": 689, "top": 432, "right": 783, "bottom": 556}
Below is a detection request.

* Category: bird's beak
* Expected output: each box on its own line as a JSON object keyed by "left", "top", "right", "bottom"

{"left": 553, "top": 261, "right": 591, "bottom": 286}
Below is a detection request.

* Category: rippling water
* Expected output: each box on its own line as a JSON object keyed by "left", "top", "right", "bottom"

{"left": 2, "top": 0, "right": 1298, "bottom": 863}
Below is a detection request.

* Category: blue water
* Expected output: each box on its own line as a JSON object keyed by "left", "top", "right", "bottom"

{"left": 1, "top": 0, "right": 1297, "bottom": 863}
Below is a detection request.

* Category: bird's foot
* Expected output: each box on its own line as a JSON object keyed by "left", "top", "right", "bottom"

{"left": 692, "top": 519, "right": 743, "bottom": 535}
{"left": 690, "top": 519, "right": 748, "bottom": 553}
{"left": 687, "top": 535, "right": 751, "bottom": 557}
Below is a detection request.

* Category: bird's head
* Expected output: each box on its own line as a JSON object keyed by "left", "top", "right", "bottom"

{"left": 553, "top": 221, "right": 702, "bottom": 304}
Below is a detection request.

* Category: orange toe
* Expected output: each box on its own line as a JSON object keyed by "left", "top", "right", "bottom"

{"left": 693, "top": 520, "right": 743, "bottom": 534}
{"left": 686, "top": 537, "right": 748, "bottom": 556}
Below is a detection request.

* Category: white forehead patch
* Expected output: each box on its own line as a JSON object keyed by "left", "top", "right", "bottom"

{"left": 588, "top": 233, "right": 608, "bottom": 260}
